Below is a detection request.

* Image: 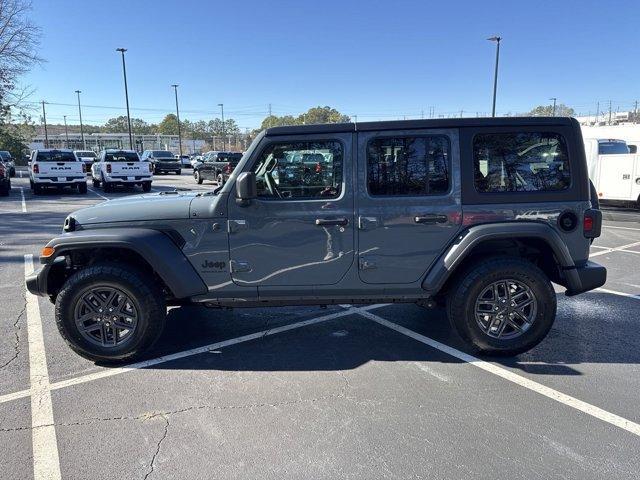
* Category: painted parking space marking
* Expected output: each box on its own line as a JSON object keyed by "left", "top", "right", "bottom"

{"left": 595, "top": 287, "right": 640, "bottom": 301}
{"left": 355, "top": 308, "right": 640, "bottom": 438}
{"left": 602, "top": 225, "right": 640, "bottom": 232}
{"left": 589, "top": 240, "right": 640, "bottom": 257}
{"left": 24, "top": 254, "right": 62, "bottom": 480}
{"left": 87, "top": 187, "right": 109, "bottom": 201}
{"left": 19, "top": 187, "right": 27, "bottom": 212}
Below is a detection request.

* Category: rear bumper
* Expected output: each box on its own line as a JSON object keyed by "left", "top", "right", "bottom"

{"left": 565, "top": 261, "right": 607, "bottom": 296}
{"left": 33, "top": 177, "right": 85, "bottom": 185}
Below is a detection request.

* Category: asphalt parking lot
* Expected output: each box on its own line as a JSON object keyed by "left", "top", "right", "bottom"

{"left": 1, "top": 170, "right": 640, "bottom": 479}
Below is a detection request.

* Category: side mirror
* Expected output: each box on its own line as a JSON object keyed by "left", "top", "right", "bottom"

{"left": 235, "top": 171, "right": 257, "bottom": 206}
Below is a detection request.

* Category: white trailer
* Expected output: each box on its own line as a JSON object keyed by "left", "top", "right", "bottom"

{"left": 583, "top": 138, "right": 640, "bottom": 206}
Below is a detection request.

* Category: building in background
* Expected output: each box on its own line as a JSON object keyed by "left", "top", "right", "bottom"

{"left": 29, "top": 132, "right": 206, "bottom": 154}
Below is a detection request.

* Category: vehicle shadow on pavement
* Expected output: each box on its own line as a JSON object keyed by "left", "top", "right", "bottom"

{"left": 96, "top": 289, "right": 640, "bottom": 374}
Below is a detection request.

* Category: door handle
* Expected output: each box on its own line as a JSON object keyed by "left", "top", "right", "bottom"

{"left": 414, "top": 214, "right": 448, "bottom": 224}
{"left": 315, "top": 217, "right": 349, "bottom": 226}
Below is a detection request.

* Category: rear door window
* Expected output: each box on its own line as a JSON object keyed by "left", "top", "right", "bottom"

{"left": 473, "top": 132, "right": 570, "bottom": 192}
{"left": 36, "top": 151, "right": 77, "bottom": 162}
{"left": 367, "top": 136, "right": 450, "bottom": 196}
{"left": 598, "top": 141, "right": 629, "bottom": 155}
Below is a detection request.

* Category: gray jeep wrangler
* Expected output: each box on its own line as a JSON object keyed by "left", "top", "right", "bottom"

{"left": 26, "top": 117, "right": 605, "bottom": 363}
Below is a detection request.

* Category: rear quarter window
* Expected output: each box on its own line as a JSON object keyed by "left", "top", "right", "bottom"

{"left": 473, "top": 132, "right": 571, "bottom": 193}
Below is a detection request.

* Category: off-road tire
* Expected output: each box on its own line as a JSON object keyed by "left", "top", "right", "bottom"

{"left": 55, "top": 262, "right": 167, "bottom": 363}
{"left": 447, "top": 256, "right": 556, "bottom": 356}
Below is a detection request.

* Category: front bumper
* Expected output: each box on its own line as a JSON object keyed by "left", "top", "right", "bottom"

{"left": 154, "top": 162, "right": 181, "bottom": 170}
{"left": 564, "top": 260, "right": 607, "bottom": 296}
{"left": 26, "top": 264, "right": 51, "bottom": 297}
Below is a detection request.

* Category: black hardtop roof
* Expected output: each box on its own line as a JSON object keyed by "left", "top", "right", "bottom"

{"left": 264, "top": 116, "right": 576, "bottom": 136}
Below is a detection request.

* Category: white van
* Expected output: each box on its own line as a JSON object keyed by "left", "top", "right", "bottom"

{"left": 29, "top": 149, "right": 87, "bottom": 195}
{"left": 583, "top": 138, "right": 640, "bottom": 206}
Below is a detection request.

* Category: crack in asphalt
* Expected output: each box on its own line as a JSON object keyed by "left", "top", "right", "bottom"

{"left": 143, "top": 414, "right": 169, "bottom": 480}
{"left": 0, "top": 296, "right": 26, "bottom": 370}
{"left": 0, "top": 372, "right": 353, "bottom": 433}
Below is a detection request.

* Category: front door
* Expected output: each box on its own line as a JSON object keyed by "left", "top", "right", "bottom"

{"left": 227, "top": 134, "right": 355, "bottom": 292}
{"left": 356, "top": 129, "right": 462, "bottom": 284}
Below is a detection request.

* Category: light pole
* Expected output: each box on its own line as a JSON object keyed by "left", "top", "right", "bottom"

{"left": 218, "top": 103, "right": 225, "bottom": 151}
{"left": 63, "top": 115, "right": 69, "bottom": 148}
{"left": 41, "top": 101, "right": 49, "bottom": 148}
{"left": 171, "top": 84, "right": 183, "bottom": 156}
{"left": 116, "top": 48, "right": 134, "bottom": 149}
{"left": 550, "top": 97, "right": 557, "bottom": 116}
{"left": 487, "top": 36, "right": 501, "bottom": 117}
{"left": 75, "top": 90, "right": 85, "bottom": 149}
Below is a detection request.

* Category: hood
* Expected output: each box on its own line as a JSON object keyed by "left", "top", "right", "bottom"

{"left": 72, "top": 191, "right": 199, "bottom": 225}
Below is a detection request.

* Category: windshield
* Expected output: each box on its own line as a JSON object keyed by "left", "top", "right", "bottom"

{"left": 105, "top": 151, "right": 139, "bottom": 162}
{"left": 75, "top": 151, "right": 96, "bottom": 158}
{"left": 152, "top": 151, "right": 175, "bottom": 158}
{"left": 36, "top": 151, "right": 77, "bottom": 162}
{"left": 598, "top": 141, "right": 629, "bottom": 155}
{"left": 0, "top": 151, "right": 12, "bottom": 160}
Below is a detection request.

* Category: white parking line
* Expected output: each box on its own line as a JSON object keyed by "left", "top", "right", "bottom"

{"left": 24, "top": 255, "right": 62, "bottom": 480}
{"left": 87, "top": 187, "right": 109, "bottom": 200}
{"left": 19, "top": 187, "right": 26, "bottom": 213}
{"left": 589, "top": 240, "right": 640, "bottom": 257}
{"left": 356, "top": 308, "right": 640, "bottom": 438}
{"left": 595, "top": 287, "right": 640, "bottom": 301}
{"left": 603, "top": 225, "right": 640, "bottom": 232}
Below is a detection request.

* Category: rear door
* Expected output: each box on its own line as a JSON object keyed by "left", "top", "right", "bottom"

{"left": 595, "top": 154, "right": 636, "bottom": 200}
{"left": 34, "top": 151, "right": 83, "bottom": 180}
{"left": 356, "top": 128, "right": 462, "bottom": 284}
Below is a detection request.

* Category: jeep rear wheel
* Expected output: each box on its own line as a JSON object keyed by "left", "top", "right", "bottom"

{"left": 447, "top": 257, "right": 556, "bottom": 356}
{"left": 55, "top": 263, "right": 166, "bottom": 363}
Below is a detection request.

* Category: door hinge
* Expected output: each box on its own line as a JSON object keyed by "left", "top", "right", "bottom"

{"left": 228, "top": 219, "right": 247, "bottom": 234}
{"left": 359, "top": 257, "right": 376, "bottom": 270}
{"left": 358, "top": 216, "right": 378, "bottom": 230}
{"left": 230, "top": 260, "right": 252, "bottom": 273}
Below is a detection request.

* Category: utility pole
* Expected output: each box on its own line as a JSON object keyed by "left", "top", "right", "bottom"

{"left": 171, "top": 84, "right": 183, "bottom": 156}
{"left": 595, "top": 101, "right": 600, "bottom": 125}
{"left": 608, "top": 99, "right": 612, "bottom": 125}
{"left": 41, "top": 101, "right": 49, "bottom": 148}
{"left": 634, "top": 100, "right": 638, "bottom": 124}
{"left": 421, "top": 109, "right": 424, "bottom": 119}
{"left": 268, "top": 103, "right": 272, "bottom": 117}
{"left": 75, "top": 90, "right": 85, "bottom": 149}
{"left": 63, "top": 115, "right": 69, "bottom": 148}
{"left": 218, "top": 103, "right": 225, "bottom": 151}
{"left": 116, "top": 48, "right": 134, "bottom": 149}
{"left": 488, "top": 36, "right": 502, "bottom": 117}
{"left": 550, "top": 97, "right": 557, "bottom": 116}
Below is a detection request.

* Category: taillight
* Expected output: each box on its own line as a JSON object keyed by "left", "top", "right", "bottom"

{"left": 106, "top": 164, "right": 112, "bottom": 174}
{"left": 315, "top": 162, "right": 322, "bottom": 173}
{"left": 225, "top": 163, "right": 232, "bottom": 174}
{"left": 33, "top": 164, "right": 39, "bottom": 174}
{"left": 583, "top": 209, "right": 601, "bottom": 239}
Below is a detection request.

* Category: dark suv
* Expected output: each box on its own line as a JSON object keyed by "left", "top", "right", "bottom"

{"left": 140, "top": 150, "right": 181, "bottom": 175}
{"left": 193, "top": 151, "right": 242, "bottom": 185}
{"left": 27, "top": 117, "right": 605, "bottom": 362}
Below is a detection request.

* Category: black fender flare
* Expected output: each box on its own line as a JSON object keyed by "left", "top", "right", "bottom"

{"left": 33, "top": 228, "right": 207, "bottom": 299}
{"left": 422, "top": 222, "right": 581, "bottom": 295}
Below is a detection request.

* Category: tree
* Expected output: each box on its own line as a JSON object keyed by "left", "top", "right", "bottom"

{"left": 528, "top": 103, "right": 575, "bottom": 117}
{"left": 258, "top": 106, "right": 350, "bottom": 131}
{"left": 158, "top": 114, "right": 179, "bottom": 135}
{"left": 0, "top": 0, "right": 42, "bottom": 160}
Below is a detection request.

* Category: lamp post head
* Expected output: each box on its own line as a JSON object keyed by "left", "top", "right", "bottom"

{"left": 116, "top": 48, "right": 127, "bottom": 53}
{"left": 75, "top": 90, "right": 81, "bottom": 94}
{"left": 487, "top": 36, "right": 501, "bottom": 43}
{"left": 171, "top": 84, "right": 179, "bottom": 89}
{"left": 218, "top": 103, "right": 223, "bottom": 107}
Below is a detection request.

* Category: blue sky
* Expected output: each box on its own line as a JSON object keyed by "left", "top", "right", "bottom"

{"left": 23, "top": 0, "right": 640, "bottom": 129}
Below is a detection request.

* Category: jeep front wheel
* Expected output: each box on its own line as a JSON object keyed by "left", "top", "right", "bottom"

{"left": 55, "top": 263, "right": 166, "bottom": 363}
{"left": 447, "top": 257, "right": 556, "bottom": 356}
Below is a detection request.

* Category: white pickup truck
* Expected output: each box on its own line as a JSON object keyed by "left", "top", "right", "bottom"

{"left": 91, "top": 149, "right": 153, "bottom": 192}
{"left": 29, "top": 149, "right": 87, "bottom": 195}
